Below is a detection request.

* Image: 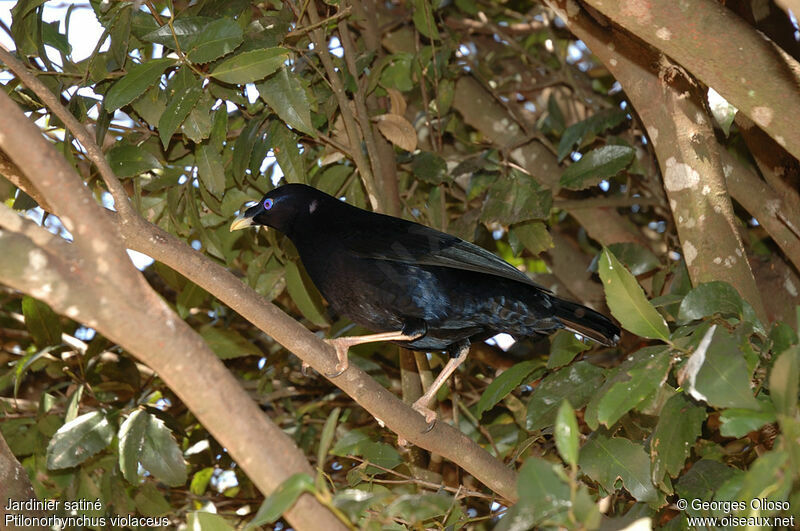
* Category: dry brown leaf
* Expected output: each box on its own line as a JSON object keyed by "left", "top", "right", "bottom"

{"left": 374, "top": 113, "right": 417, "bottom": 152}
{"left": 386, "top": 87, "right": 407, "bottom": 116}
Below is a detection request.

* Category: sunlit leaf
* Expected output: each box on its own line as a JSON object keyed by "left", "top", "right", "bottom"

{"left": 212, "top": 48, "right": 289, "bottom": 84}
{"left": 105, "top": 58, "right": 175, "bottom": 112}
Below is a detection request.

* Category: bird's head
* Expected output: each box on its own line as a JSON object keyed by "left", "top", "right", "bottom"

{"left": 229, "top": 183, "right": 334, "bottom": 236}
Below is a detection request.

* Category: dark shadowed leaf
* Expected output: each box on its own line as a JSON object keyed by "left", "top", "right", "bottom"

{"left": 606, "top": 242, "right": 660, "bottom": 276}
{"left": 412, "top": 151, "right": 448, "bottom": 184}
{"left": 412, "top": 0, "right": 438, "bottom": 39}
{"left": 510, "top": 221, "right": 553, "bottom": 257}
{"left": 212, "top": 48, "right": 289, "bottom": 84}
{"left": 269, "top": 122, "right": 305, "bottom": 184}
{"left": 158, "top": 67, "right": 202, "bottom": 148}
{"left": 249, "top": 474, "right": 315, "bottom": 527}
{"left": 599, "top": 247, "right": 669, "bottom": 341}
{"left": 651, "top": 393, "right": 706, "bottom": 482}
{"left": 195, "top": 143, "right": 226, "bottom": 198}
{"left": 482, "top": 172, "right": 552, "bottom": 225}
{"left": 284, "top": 261, "right": 328, "bottom": 327}
{"left": 105, "top": 58, "right": 175, "bottom": 112}
{"left": 22, "top": 296, "right": 61, "bottom": 348}
{"left": 186, "top": 18, "right": 243, "bottom": 64}
{"left": 579, "top": 433, "right": 658, "bottom": 502}
{"left": 678, "top": 281, "right": 746, "bottom": 323}
{"left": 560, "top": 145, "right": 634, "bottom": 190}
{"left": 527, "top": 361, "right": 605, "bottom": 431}
{"left": 675, "top": 459, "right": 740, "bottom": 514}
{"left": 769, "top": 345, "right": 799, "bottom": 416}
{"left": 106, "top": 144, "right": 163, "bottom": 178}
{"left": 557, "top": 108, "right": 628, "bottom": 161}
{"left": 141, "top": 17, "right": 211, "bottom": 48}
{"left": 475, "top": 360, "right": 540, "bottom": 419}
{"left": 257, "top": 68, "right": 316, "bottom": 136}
{"left": 47, "top": 411, "right": 114, "bottom": 469}
{"left": 200, "top": 326, "right": 261, "bottom": 359}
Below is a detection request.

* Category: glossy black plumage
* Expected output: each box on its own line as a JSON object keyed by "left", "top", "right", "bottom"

{"left": 232, "top": 184, "right": 620, "bottom": 353}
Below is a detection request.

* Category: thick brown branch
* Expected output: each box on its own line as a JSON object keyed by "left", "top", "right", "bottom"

{"left": 581, "top": 0, "right": 800, "bottom": 161}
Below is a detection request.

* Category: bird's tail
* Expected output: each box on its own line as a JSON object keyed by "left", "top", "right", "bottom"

{"left": 552, "top": 298, "right": 620, "bottom": 346}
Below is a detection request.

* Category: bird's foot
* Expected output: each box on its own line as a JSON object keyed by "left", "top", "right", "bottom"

{"left": 411, "top": 398, "right": 437, "bottom": 433}
{"left": 323, "top": 338, "right": 350, "bottom": 378}
{"left": 301, "top": 361, "right": 314, "bottom": 377}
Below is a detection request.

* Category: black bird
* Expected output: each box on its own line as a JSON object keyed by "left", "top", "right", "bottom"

{"left": 231, "top": 184, "right": 619, "bottom": 424}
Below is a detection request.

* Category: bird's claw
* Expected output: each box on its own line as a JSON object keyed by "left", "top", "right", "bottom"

{"left": 301, "top": 361, "right": 314, "bottom": 377}
{"left": 412, "top": 401, "right": 437, "bottom": 433}
{"left": 325, "top": 361, "right": 348, "bottom": 378}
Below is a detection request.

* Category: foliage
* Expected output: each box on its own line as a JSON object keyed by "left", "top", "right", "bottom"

{"left": 1, "top": 0, "right": 799, "bottom": 529}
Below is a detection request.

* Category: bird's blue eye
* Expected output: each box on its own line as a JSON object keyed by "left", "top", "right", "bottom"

{"left": 263, "top": 198, "right": 274, "bottom": 210}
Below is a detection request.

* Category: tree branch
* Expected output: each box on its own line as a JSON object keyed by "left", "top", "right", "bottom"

{"left": 581, "top": 0, "right": 800, "bottom": 161}
{"left": 0, "top": 89, "right": 348, "bottom": 531}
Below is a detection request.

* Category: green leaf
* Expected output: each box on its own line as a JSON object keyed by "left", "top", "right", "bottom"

{"left": 380, "top": 54, "right": 414, "bottom": 92}
{"left": 269, "top": 122, "right": 305, "bottom": 184}
{"left": 510, "top": 221, "right": 553, "bottom": 256}
{"left": 141, "top": 17, "right": 211, "bottom": 49}
{"left": 139, "top": 411, "right": 187, "bottom": 487}
{"left": 560, "top": 145, "right": 634, "bottom": 190}
{"left": 257, "top": 68, "right": 316, "bottom": 136}
{"left": 248, "top": 474, "right": 315, "bottom": 527}
{"left": 481, "top": 172, "right": 552, "bottom": 225}
{"left": 547, "top": 330, "right": 590, "bottom": 369}
{"left": 557, "top": 108, "right": 628, "bottom": 161}
{"left": 158, "top": 67, "right": 202, "bottom": 149}
{"left": 579, "top": 433, "right": 658, "bottom": 502}
{"left": 554, "top": 400, "right": 579, "bottom": 467}
{"left": 186, "top": 18, "right": 243, "bottom": 64}
{"left": 411, "top": 151, "right": 448, "bottom": 184}
{"left": 769, "top": 345, "right": 799, "bottom": 416}
{"left": 598, "top": 247, "right": 669, "bottom": 341}
{"left": 134, "top": 482, "right": 171, "bottom": 516}
{"left": 678, "top": 281, "right": 746, "bottom": 323}
{"left": 195, "top": 143, "right": 226, "bottom": 199}
{"left": 22, "top": 296, "right": 61, "bottom": 348}
{"left": 606, "top": 242, "right": 660, "bottom": 276}
{"left": 675, "top": 459, "right": 740, "bottom": 515}
{"left": 212, "top": 48, "right": 289, "bottom": 84}
{"left": 46, "top": 411, "right": 114, "bottom": 469}
{"left": 496, "top": 458, "right": 571, "bottom": 530}
{"left": 596, "top": 346, "right": 672, "bottom": 427}
{"left": 527, "top": 361, "right": 605, "bottom": 431}
{"left": 187, "top": 512, "right": 235, "bottom": 531}
{"left": 412, "top": 0, "right": 438, "bottom": 39}
{"left": 106, "top": 144, "right": 163, "bottom": 178}
{"left": 105, "top": 58, "right": 175, "bottom": 112}
{"left": 651, "top": 393, "right": 706, "bottom": 482}
{"left": 685, "top": 326, "right": 760, "bottom": 409}
{"left": 475, "top": 360, "right": 540, "bottom": 419}
{"left": 233, "top": 118, "right": 264, "bottom": 177}
{"left": 284, "top": 261, "right": 328, "bottom": 327}
{"left": 200, "top": 326, "right": 261, "bottom": 359}
{"left": 118, "top": 409, "right": 148, "bottom": 483}
{"left": 190, "top": 467, "right": 215, "bottom": 496}
{"left": 719, "top": 405, "right": 776, "bottom": 438}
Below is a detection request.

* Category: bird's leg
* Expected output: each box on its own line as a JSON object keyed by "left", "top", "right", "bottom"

{"left": 412, "top": 341, "right": 470, "bottom": 430}
{"left": 324, "top": 321, "right": 427, "bottom": 378}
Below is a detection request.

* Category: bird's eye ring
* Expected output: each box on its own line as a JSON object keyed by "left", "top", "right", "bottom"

{"left": 263, "top": 198, "right": 274, "bottom": 210}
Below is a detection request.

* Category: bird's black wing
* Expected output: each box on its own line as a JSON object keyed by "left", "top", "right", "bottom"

{"left": 341, "top": 214, "right": 550, "bottom": 291}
